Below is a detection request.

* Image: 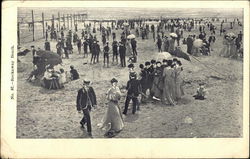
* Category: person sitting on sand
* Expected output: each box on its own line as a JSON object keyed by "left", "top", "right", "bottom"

{"left": 58, "top": 68, "right": 67, "bottom": 87}
{"left": 70, "top": 65, "right": 79, "bottom": 80}
{"left": 193, "top": 83, "right": 207, "bottom": 100}
{"left": 41, "top": 67, "right": 60, "bottom": 89}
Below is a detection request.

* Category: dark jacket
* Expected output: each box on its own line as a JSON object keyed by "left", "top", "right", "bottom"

{"left": 76, "top": 87, "right": 97, "bottom": 111}
{"left": 119, "top": 45, "right": 126, "bottom": 57}
{"left": 103, "top": 45, "right": 110, "bottom": 54}
{"left": 140, "top": 69, "right": 148, "bottom": 88}
{"left": 126, "top": 79, "right": 141, "bottom": 97}
{"left": 70, "top": 69, "right": 79, "bottom": 80}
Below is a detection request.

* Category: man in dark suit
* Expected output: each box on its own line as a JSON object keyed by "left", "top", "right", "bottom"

{"left": 186, "top": 35, "right": 193, "bottom": 54}
{"left": 103, "top": 42, "right": 110, "bottom": 67}
{"left": 44, "top": 40, "right": 51, "bottom": 51}
{"left": 123, "top": 73, "right": 141, "bottom": 115}
{"left": 76, "top": 79, "right": 97, "bottom": 137}
{"left": 119, "top": 42, "right": 126, "bottom": 67}
{"left": 112, "top": 40, "right": 118, "bottom": 64}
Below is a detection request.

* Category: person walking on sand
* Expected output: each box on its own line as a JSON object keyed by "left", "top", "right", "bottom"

{"left": 97, "top": 78, "right": 124, "bottom": 138}
{"left": 162, "top": 60, "right": 176, "bottom": 106}
{"left": 123, "top": 72, "right": 142, "bottom": 115}
{"left": 76, "top": 79, "right": 97, "bottom": 138}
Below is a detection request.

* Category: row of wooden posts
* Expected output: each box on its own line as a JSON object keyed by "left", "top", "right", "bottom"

{"left": 17, "top": 10, "right": 88, "bottom": 45}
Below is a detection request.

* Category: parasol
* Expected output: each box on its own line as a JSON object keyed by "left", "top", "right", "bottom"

{"left": 36, "top": 50, "right": 62, "bottom": 67}
{"left": 123, "top": 22, "right": 129, "bottom": 26}
{"left": 154, "top": 52, "right": 172, "bottom": 61}
{"left": 169, "top": 32, "right": 178, "bottom": 38}
{"left": 193, "top": 39, "right": 203, "bottom": 48}
{"left": 226, "top": 32, "right": 236, "bottom": 38}
{"left": 127, "top": 34, "right": 136, "bottom": 39}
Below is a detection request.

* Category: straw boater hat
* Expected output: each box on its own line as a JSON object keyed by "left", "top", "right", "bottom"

{"left": 83, "top": 79, "right": 91, "bottom": 85}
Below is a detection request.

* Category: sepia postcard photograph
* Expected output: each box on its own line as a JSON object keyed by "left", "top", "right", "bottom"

{"left": 1, "top": 0, "right": 249, "bottom": 158}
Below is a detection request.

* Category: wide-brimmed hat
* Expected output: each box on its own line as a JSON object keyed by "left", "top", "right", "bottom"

{"left": 83, "top": 79, "right": 91, "bottom": 85}
{"left": 145, "top": 61, "right": 151, "bottom": 66}
{"left": 151, "top": 59, "right": 156, "bottom": 64}
{"left": 110, "top": 78, "right": 118, "bottom": 83}
{"left": 128, "top": 63, "right": 134, "bottom": 68}
{"left": 156, "top": 61, "right": 162, "bottom": 65}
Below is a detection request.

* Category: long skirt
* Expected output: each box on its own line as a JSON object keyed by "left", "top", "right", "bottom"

{"left": 175, "top": 77, "right": 184, "bottom": 100}
{"left": 192, "top": 46, "right": 200, "bottom": 56}
{"left": 102, "top": 101, "right": 124, "bottom": 132}
{"left": 219, "top": 45, "right": 230, "bottom": 57}
{"left": 162, "top": 80, "right": 175, "bottom": 105}
{"left": 151, "top": 77, "right": 163, "bottom": 98}
{"left": 229, "top": 44, "right": 237, "bottom": 58}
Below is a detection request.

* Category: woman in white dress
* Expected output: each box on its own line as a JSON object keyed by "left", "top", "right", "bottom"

{"left": 98, "top": 78, "right": 124, "bottom": 138}
{"left": 126, "top": 39, "right": 132, "bottom": 56}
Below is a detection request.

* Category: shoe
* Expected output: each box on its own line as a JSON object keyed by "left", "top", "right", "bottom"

{"left": 88, "top": 132, "right": 93, "bottom": 138}
{"left": 80, "top": 121, "right": 85, "bottom": 128}
{"left": 122, "top": 112, "right": 127, "bottom": 115}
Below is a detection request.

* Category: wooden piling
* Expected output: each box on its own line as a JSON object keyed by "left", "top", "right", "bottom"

{"left": 63, "top": 14, "right": 65, "bottom": 29}
{"left": 42, "top": 12, "right": 45, "bottom": 38}
{"left": 67, "top": 14, "right": 69, "bottom": 29}
{"left": 58, "top": 12, "right": 61, "bottom": 31}
{"left": 17, "top": 22, "right": 20, "bottom": 45}
{"left": 70, "top": 14, "right": 73, "bottom": 29}
{"left": 31, "top": 10, "right": 35, "bottom": 41}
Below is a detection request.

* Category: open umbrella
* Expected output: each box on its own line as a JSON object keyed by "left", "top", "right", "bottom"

{"left": 17, "top": 46, "right": 30, "bottom": 56}
{"left": 154, "top": 52, "right": 172, "bottom": 61}
{"left": 193, "top": 39, "right": 203, "bottom": 48}
{"left": 127, "top": 34, "right": 136, "bottom": 39}
{"left": 173, "top": 48, "right": 191, "bottom": 61}
{"left": 36, "top": 50, "right": 62, "bottom": 67}
{"left": 169, "top": 32, "right": 178, "bottom": 38}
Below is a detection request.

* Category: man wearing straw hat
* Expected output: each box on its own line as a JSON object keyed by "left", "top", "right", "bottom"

{"left": 76, "top": 79, "right": 97, "bottom": 137}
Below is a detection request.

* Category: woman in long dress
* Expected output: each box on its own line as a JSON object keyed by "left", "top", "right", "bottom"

{"left": 151, "top": 61, "right": 163, "bottom": 99}
{"left": 162, "top": 60, "right": 176, "bottom": 106}
{"left": 174, "top": 60, "right": 185, "bottom": 101}
{"left": 98, "top": 78, "right": 124, "bottom": 137}
{"left": 126, "top": 39, "right": 132, "bottom": 56}
{"left": 228, "top": 37, "right": 238, "bottom": 58}
{"left": 168, "top": 37, "right": 175, "bottom": 54}
{"left": 219, "top": 35, "right": 230, "bottom": 57}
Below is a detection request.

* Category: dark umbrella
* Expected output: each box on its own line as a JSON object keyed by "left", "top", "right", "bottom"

{"left": 17, "top": 46, "right": 30, "bottom": 56}
{"left": 173, "top": 47, "right": 191, "bottom": 61}
{"left": 36, "top": 50, "right": 62, "bottom": 67}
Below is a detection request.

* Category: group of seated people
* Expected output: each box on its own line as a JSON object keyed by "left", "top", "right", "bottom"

{"left": 41, "top": 65, "right": 80, "bottom": 90}
{"left": 27, "top": 62, "right": 80, "bottom": 90}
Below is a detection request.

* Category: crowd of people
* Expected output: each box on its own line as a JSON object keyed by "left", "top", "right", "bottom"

{"left": 75, "top": 57, "right": 185, "bottom": 138}
{"left": 25, "top": 16, "right": 243, "bottom": 138}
